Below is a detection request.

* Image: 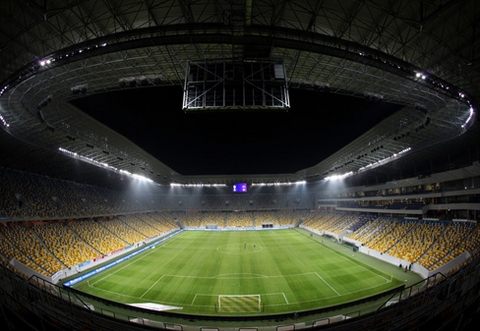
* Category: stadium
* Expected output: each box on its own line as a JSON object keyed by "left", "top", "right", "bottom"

{"left": 0, "top": 1, "right": 480, "bottom": 330}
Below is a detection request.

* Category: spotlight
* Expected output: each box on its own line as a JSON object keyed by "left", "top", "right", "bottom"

{"left": 415, "top": 72, "right": 426, "bottom": 79}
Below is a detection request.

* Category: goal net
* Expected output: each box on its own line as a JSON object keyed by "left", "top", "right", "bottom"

{"left": 217, "top": 294, "right": 261, "bottom": 313}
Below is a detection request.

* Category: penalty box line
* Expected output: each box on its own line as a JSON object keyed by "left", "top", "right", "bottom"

{"left": 143, "top": 271, "right": 322, "bottom": 303}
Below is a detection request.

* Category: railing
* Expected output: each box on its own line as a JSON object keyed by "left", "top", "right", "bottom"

{"left": 3, "top": 255, "right": 479, "bottom": 331}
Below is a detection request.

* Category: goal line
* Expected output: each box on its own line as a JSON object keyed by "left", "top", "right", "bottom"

{"left": 217, "top": 294, "right": 261, "bottom": 313}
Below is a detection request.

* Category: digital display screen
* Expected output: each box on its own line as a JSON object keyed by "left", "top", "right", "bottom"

{"left": 232, "top": 182, "right": 248, "bottom": 193}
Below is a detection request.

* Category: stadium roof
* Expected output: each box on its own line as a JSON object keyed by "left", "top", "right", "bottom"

{"left": 0, "top": 0, "right": 479, "bottom": 188}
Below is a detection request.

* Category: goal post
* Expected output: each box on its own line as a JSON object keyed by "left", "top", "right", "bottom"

{"left": 218, "top": 294, "right": 261, "bottom": 313}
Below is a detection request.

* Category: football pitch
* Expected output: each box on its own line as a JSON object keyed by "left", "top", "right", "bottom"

{"left": 72, "top": 229, "right": 407, "bottom": 315}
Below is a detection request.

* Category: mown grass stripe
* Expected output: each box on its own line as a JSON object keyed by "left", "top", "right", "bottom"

{"left": 73, "top": 229, "right": 420, "bottom": 315}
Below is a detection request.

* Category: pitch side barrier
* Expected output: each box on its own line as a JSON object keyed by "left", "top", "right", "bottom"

{"left": 63, "top": 230, "right": 184, "bottom": 287}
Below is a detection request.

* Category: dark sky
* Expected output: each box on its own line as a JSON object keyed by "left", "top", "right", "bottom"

{"left": 71, "top": 86, "right": 401, "bottom": 176}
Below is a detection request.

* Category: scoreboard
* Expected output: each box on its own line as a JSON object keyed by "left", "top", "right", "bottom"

{"left": 232, "top": 182, "right": 248, "bottom": 193}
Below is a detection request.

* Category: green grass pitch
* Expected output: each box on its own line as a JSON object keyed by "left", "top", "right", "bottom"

{"left": 72, "top": 229, "right": 405, "bottom": 315}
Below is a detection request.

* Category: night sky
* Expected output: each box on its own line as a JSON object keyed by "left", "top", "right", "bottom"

{"left": 71, "top": 86, "right": 401, "bottom": 176}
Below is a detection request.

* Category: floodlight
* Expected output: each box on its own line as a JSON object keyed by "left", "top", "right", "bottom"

{"left": 325, "top": 171, "right": 353, "bottom": 181}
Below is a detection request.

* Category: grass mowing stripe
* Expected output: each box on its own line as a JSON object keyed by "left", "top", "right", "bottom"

{"left": 314, "top": 272, "right": 340, "bottom": 296}
{"left": 140, "top": 274, "right": 166, "bottom": 299}
{"left": 88, "top": 242, "right": 162, "bottom": 287}
{"left": 74, "top": 229, "right": 415, "bottom": 315}
{"left": 299, "top": 230, "right": 393, "bottom": 282}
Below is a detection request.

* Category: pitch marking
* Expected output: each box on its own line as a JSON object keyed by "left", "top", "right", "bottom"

{"left": 140, "top": 274, "right": 166, "bottom": 299}
{"left": 314, "top": 272, "right": 340, "bottom": 296}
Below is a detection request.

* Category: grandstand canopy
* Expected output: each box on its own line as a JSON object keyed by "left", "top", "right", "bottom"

{"left": 0, "top": 0, "right": 479, "bottom": 188}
